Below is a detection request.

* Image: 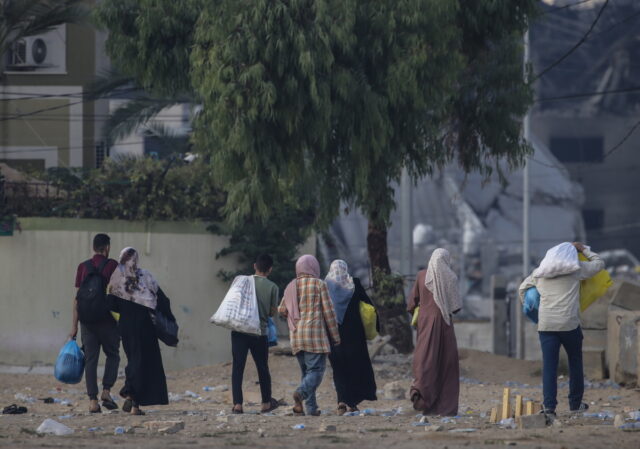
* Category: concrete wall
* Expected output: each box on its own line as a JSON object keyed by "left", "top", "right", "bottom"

{"left": 0, "top": 218, "right": 248, "bottom": 371}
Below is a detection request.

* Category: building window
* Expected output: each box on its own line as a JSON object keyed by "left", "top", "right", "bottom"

{"left": 583, "top": 209, "right": 604, "bottom": 231}
{"left": 549, "top": 136, "right": 604, "bottom": 163}
{"left": 95, "top": 142, "right": 106, "bottom": 168}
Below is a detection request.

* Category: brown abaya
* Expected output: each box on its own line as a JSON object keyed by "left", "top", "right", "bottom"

{"left": 408, "top": 269, "right": 459, "bottom": 416}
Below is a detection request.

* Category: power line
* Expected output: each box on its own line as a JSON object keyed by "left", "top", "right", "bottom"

{"left": 536, "top": 85, "right": 640, "bottom": 102}
{"left": 604, "top": 116, "right": 640, "bottom": 158}
{"left": 534, "top": 0, "right": 610, "bottom": 81}
{"left": 540, "top": 0, "right": 596, "bottom": 16}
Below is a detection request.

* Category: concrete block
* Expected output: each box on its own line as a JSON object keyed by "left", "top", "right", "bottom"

{"left": 609, "top": 281, "right": 640, "bottom": 311}
{"left": 583, "top": 349, "right": 606, "bottom": 380}
{"left": 581, "top": 295, "right": 610, "bottom": 330}
{"left": 517, "top": 414, "right": 547, "bottom": 429}
{"left": 606, "top": 309, "right": 640, "bottom": 384}
{"left": 583, "top": 329, "right": 607, "bottom": 350}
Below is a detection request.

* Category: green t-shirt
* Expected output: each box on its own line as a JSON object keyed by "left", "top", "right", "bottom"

{"left": 253, "top": 275, "right": 279, "bottom": 336}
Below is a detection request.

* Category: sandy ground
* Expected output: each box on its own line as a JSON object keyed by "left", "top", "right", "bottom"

{"left": 1, "top": 348, "right": 639, "bottom": 449}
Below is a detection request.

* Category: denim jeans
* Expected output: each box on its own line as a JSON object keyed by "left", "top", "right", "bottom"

{"left": 538, "top": 326, "right": 584, "bottom": 412}
{"left": 295, "top": 351, "right": 327, "bottom": 414}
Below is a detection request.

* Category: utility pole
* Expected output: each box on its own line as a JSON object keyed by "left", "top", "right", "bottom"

{"left": 400, "top": 167, "right": 413, "bottom": 283}
{"left": 519, "top": 28, "right": 532, "bottom": 360}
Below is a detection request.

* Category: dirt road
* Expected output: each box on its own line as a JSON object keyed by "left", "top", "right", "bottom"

{"left": 1, "top": 348, "right": 639, "bottom": 448}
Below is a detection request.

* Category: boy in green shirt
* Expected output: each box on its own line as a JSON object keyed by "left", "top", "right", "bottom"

{"left": 231, "top": 255, "right": 280, "bottom": 414}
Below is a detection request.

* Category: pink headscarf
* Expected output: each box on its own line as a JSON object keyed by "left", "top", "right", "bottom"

{"left": 281, "top": 255, "right": 321, "bottom": 331}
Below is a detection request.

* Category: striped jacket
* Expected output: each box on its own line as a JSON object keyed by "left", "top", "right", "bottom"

{"left": 278, "top": 275, "right": 341, "bottom": 354}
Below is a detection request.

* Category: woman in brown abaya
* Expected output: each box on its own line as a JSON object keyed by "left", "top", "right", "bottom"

{"left": 407, "top": 248, "right": 462, "bottom": 417}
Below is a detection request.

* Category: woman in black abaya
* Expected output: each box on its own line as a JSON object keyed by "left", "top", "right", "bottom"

{"left": 108, "top": 247, "right": 174, "bottom": 415}
{"left": 325, "top": 260, "right": 378, "bottom": 415}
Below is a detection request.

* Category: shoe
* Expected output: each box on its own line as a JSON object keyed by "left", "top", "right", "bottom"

{"left": 539, "top": 407, "right": 556, "bottom": 418}
{"left": 232, "top": 405, "right": 243, "bottom": 414}
{"left": 260, "top": 398, "right": 280, "bottom": 414}
{"left": 2, "top": 404, "right": 27, "bottom": 415}
{"left": 570, "top": 402, "right": 589, "bottom": 412}
{"left": 336, "top": 403, "right": 347, "bottom": 416}
{"left": 122, "top": 399, "right": 132, "bottom": 413}
{"left": 309, "top": 410, "right": 321, "bottom": 416}
{"left": 101, "top": 393, "right": 118, "bottom": 411}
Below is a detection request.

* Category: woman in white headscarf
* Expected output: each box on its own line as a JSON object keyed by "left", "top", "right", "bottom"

{"left": 107, "top": 247, "right": 176, "bottom": 415}
{"left": 407, "top": 248, "right": 462, "bottom": 417}
{"left": 325, "top": 260, "right": 378, "bottom": 415}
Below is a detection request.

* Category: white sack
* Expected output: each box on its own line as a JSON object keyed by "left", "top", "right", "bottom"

{"left": 533, "top": 242, "right": 580, "bottom": 279}
{"left": 210, "top": 275, "right": 261, "bottom": 335}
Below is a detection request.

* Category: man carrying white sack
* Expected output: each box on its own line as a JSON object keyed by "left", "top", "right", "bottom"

{"left": 519, "top": 242, "right": 604, "bottom": 417}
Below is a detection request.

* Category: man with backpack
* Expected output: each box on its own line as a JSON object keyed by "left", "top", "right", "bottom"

{"left": 69, "top": 233, "right": 120, "bottom": 413}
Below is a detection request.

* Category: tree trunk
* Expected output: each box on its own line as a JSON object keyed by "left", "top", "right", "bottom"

{"left": 367, "top": 219, "right": 414, "bottom": 353}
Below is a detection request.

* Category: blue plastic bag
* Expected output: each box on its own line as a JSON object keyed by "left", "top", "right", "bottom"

{"left": 54, "top": 339, "right": 85, "bottom": 384}
{"left": 267, "top": 317, "right": 278, "bottom": 347}
{"left": 523, "top": 287, "right": 540, "bottom": 324}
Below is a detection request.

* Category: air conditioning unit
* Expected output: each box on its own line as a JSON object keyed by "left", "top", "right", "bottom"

{"left": 5, "top": 25, "right": 65, "bottom": 73}
{"left": 8, "top": 36, "right": 53, "bottom": 69}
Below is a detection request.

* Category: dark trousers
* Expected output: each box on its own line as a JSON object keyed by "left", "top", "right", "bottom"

{"left": 81, "top": 321, "right": 120, "bottom": 400}
{"left": 231, "top": 331, "right": 271, "bottom": 405}
{"left": 538, "top": 326, "right": 584, "bottom": 412}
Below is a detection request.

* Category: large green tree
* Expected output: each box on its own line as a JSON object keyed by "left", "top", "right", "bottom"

{"left": 191, "top": 0, "right": 537, "bottom": 352}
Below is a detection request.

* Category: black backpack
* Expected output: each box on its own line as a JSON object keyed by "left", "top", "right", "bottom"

{"left": 76, "top": 259, "right": 111, "bottom": 323}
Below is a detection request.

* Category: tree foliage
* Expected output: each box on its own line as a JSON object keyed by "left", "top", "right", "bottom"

{"left": 94, "top": 0, "right": 204, "bottom": 97}
{"left": 16, "top": 157, "right": 224, "bottom": 221}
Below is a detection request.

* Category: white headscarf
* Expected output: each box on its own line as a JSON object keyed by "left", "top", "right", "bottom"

{"left": 108, "top": 247, "right": 158, "bottom": 310}
{"left": 325, "top": 259, "right": 355, "bottom": 324}
{"left": 424, "top": 248, "right": 462, "bottom": 325}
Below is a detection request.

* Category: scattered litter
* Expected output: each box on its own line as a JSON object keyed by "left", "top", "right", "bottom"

{"left": 619, "top": 422, "right": 640, "bottom": 431}
{"left": 184, "top": 390, "right": 200, "bottom": 398}
{"left": 2, "top": 404, "right": 28, "bottom": 415}
{"left": 42, "top": 397, "right": 55, "bottom": 404}
{"left": 344, "top": 411, "right": 360, "bottom": 416}
{"left": 411, "top": 421, "right": 430, "bottom": 427}
{"left": 424, "top": 425, "right": 444, "bottom": 432}
{"left": 628, "top": 411, "right": 640, "bottom": 420}
{"left": 608, "top": 395, "right": 622, "bottom": 401}
{"left": 292, "top": 423, "right": 305, "bottom": 430}
{"left": 449, "top": 428, "right": 477, "bottom": 433}
{"left": 87, "top": 427, "right": 103, "bottom": 432}
{"left": 114, "top": 427, "right": 126, "bottom": 435}
{"left": 440, "top": 417, "right": 456, "bottom": 423}
{"left": 203, "top": 386, "right": 214, "bottom": 392}
{"left": 168, "top": 393, "right": 184, "bottom": 402}
{"left": 499, "top": 418, "right": 516, "bottom": 429}
{"left": 14, "top": 393, "right": 36, "bottom": 404}
{"left": 58, "top": 414, "right": 73, "bottom": 420}
{"left": 583, "top": 411, "right": 614, "bottom": 419}
{"left": 36, "top": 419, "right": 74, "bottom": 436}
{"left": 361, "top": 408, "right": 376, "bottom": 416}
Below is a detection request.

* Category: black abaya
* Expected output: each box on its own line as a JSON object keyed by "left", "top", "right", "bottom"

{"left": 328, "top": 278, "right": 378, "bottom": 408}
{"left": 108, "top": 289, "right": 174, "bottom": 406}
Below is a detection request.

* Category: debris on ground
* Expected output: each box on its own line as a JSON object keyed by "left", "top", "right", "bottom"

{"left": 36, "top": 419, "right": 74, "bottom": 436}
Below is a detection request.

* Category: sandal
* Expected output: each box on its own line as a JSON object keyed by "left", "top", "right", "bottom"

{"left": 336, "top": 403, "right": 347, "bottom": 416}
{"left": 122, "top": 399, "right": 132, "bottom": 413}
{"left": 232, "top": 407, "right": 243, "bottom": 415}
{"left": 2, "top": 404, "right": 28, "bottom": 415}
{"left": 131, "top": 408, "right": 145, "bottom": 416}
{"left": 261, "top": 398, "right": 280, "bottom": 414}
{"left": 292, "top": 392, "right": 305, "bottom": 416}
{"left": 101, "top": 395, "right": 118, "bottom": 411}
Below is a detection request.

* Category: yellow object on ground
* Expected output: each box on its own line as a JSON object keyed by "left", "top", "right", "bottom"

{"left": 411, "top": 307, "right": 420, "bottom": 327}
{"left": 359, "top": 301, "right": 378, "bottom": 340}
{"left": 579, "top": 253, "right": 613, "bottom": 312}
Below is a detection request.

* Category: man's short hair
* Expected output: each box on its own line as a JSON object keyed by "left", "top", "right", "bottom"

{"left": 255, "top": 254, "right": 274, "bottom": 273}
{"left": 93, "top": 233, "right": 111, "bottom": 253}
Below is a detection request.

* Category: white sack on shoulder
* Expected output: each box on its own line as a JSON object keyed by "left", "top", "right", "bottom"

{"left": 210, "top": 275, "right": 261, "bottom": 335}
{"left": 533, "top": 242, "right": 580, "bottom": 279}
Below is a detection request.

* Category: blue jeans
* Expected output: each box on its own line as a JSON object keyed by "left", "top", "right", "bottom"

{"left": 538, "top": 326, "right": 584, "bottom": 412}
{"left": 295, "top": 352, "right": 326, "bottom": 414}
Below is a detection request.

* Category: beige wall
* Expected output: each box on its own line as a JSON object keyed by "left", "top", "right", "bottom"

{"left": 0, "top": 218, "right": 246, "bottom": 371}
